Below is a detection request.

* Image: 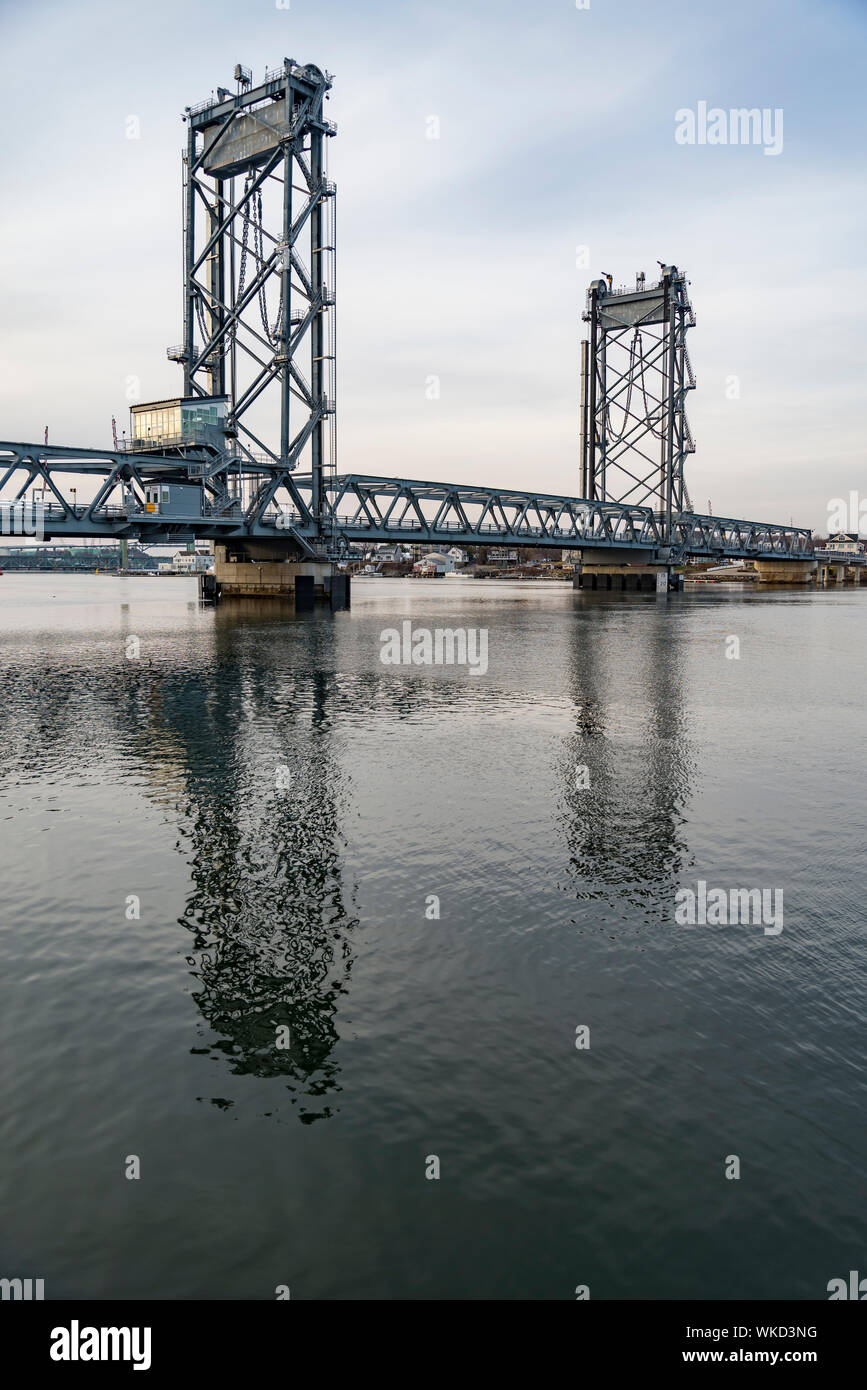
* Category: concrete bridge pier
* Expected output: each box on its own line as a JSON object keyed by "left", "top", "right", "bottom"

{"left": 572, "top": 549, "right": 682, "bottom": 594}
{"left": 812, "top": 559, "right": 864, "bottom": 586}
{"left": 211, "top": 542, "right": 349, "bottom": 608}
{"left": 752, "top": 558, "right": 817, "bottom": 585}
{"left": 573, "top": 564, "right": 658, "bottom": 593}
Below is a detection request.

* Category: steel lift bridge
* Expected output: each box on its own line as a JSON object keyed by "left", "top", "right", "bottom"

{"left": 0, "top": 59, "right": 813, "bottom": 589}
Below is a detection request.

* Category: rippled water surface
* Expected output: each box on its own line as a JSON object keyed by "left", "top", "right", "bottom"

{"left": 0, "top": 572, "right": 864, "bottom": 1299}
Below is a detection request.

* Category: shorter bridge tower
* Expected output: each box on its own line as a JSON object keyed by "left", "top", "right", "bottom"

{"left": 580, "top": 266, "right": 696, "bottom": 544}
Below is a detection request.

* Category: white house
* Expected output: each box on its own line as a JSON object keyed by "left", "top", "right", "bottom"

{"left": 826, "top": 533, "right": 865, "bottom": 556}
{"left": 413, "top": 551, "right": 454, "bottom": 575}
{"left": 171, "top": 551, "right": 213, "bottom": 574}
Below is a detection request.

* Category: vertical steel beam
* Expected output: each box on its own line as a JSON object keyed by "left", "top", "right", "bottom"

{"left": 598, "top": 329, "right": 607, "bottom": 501}
{"left": 587, "top": 285, "right": 598, "bottom": 501}
{"left": 664, "top": 274, "right": 676, "bottom": 542}
{"left": 579, "top": 337, "right": 588, "bottom": 497}
{"left": 310, "top": 123, "right": 324, "bottom": 524}
{"left": 183, "top": 123, "right": 196, "bottom": 396}
{"left": 279, "top": 127, "right": 292, "bottom": 467}
{"left": 229, "top": 174, "right": 237, "bottom": 410}
{"left": 208, "top": 177, "right": 226, "bottom": 398}
{"left": 672, "top": 295, "right": 684, "bottom": 515}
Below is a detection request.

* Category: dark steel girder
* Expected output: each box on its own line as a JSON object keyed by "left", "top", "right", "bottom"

{"left": 0, "top": 443, "right": 814, "bottom": 559}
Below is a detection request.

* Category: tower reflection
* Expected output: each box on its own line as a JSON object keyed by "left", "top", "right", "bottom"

{"left": 165, "top": 603, "right": 359, "bottom": 1121}
{"left": 561, "top": 601, "right": 696, "bottom": 924}
{"left": 0, "top": 599, "right": 360, "bottom": 1122}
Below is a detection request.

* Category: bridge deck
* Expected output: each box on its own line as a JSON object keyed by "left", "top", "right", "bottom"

{"left": 0, "top": 442, "right": 815, "bottom": 561}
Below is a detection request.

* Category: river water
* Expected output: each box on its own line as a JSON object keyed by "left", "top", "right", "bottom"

{"left": 0, "top": 572, "right": 864, "bottom": 1299}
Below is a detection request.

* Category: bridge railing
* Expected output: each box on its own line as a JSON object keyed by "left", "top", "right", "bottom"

{"left": 0, "top": 438, "right": 815, "bottom": 558}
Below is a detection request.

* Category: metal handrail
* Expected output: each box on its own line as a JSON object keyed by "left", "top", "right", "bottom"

{"left": 232, "top": 449, "right": 279, "bottom": 467}
{"left": 188, "top": 94, "right": 220, "bottom": 117}
{"left": 605, "top": 277, "right": 666, "bottom": 297}
{"left": 119, "top": 432, "right": 216, "bottom": 453}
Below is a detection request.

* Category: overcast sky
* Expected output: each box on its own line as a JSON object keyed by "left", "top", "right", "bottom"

{"left": 1, "top": 0, "right": 864, "bottom": 530}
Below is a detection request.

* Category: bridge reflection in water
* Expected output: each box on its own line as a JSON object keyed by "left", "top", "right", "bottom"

{"left": 0, "top": 597, "right": 362, "bottom": 1123}
{"left": 140, "top": 605, "right": 360, "bottom": 1122}
{"left": 0, "top": 587, "right": 702, "bottom": 1124}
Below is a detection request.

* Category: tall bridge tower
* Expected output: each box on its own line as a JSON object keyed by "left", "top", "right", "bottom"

{"left": 580, "top": 266, "right": 696, "bottom": 543}
{"left": 176, "top": 59, "right": 337, "bottom": 524}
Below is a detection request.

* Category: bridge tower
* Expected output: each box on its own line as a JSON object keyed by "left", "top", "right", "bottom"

{"left": 176, "top": 59, "right": 337, "bottom": 528}
{"left": 580, "top": 266, "right": 696, "bottom": 543}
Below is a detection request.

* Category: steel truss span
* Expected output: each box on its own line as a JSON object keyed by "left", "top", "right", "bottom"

{"left": 0, "top": 442, "right": 814, "bottom": 561}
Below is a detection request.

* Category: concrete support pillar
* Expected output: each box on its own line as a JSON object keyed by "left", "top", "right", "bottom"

{"left": 577, "top": 561, "right": 666, "bottom": 595}
{"left": 753, "top": 559, "right": 817, "bottom": 585}
{"left": 327, "top": 572, "right": 351, "bottom": 610}
{"left": 213, "top": 542, "right": 333, "bottom": 600}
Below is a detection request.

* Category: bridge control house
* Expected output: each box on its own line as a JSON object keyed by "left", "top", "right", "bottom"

{"left": 123, "top": 398, "right": 232, "bottom": 522}
{"left": 127, "top": 396, "right": 229, "bottom": 452}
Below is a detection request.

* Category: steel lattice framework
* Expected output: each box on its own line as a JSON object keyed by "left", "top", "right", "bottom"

{"left": 0, "top": 443, "right": 815, "bottom": 560}
{"left": 180, "top": 59, "right": 337, "bottom": 520}
{"left": 581, "top": 267, "right": 695, "bottom": 538}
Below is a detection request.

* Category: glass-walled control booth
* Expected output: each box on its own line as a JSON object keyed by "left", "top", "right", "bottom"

{"left": 128, "top": 396, "right": 228, "bottom": 450}
{"left": 181, "top": 400, "right": 225, "bottom": 441}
